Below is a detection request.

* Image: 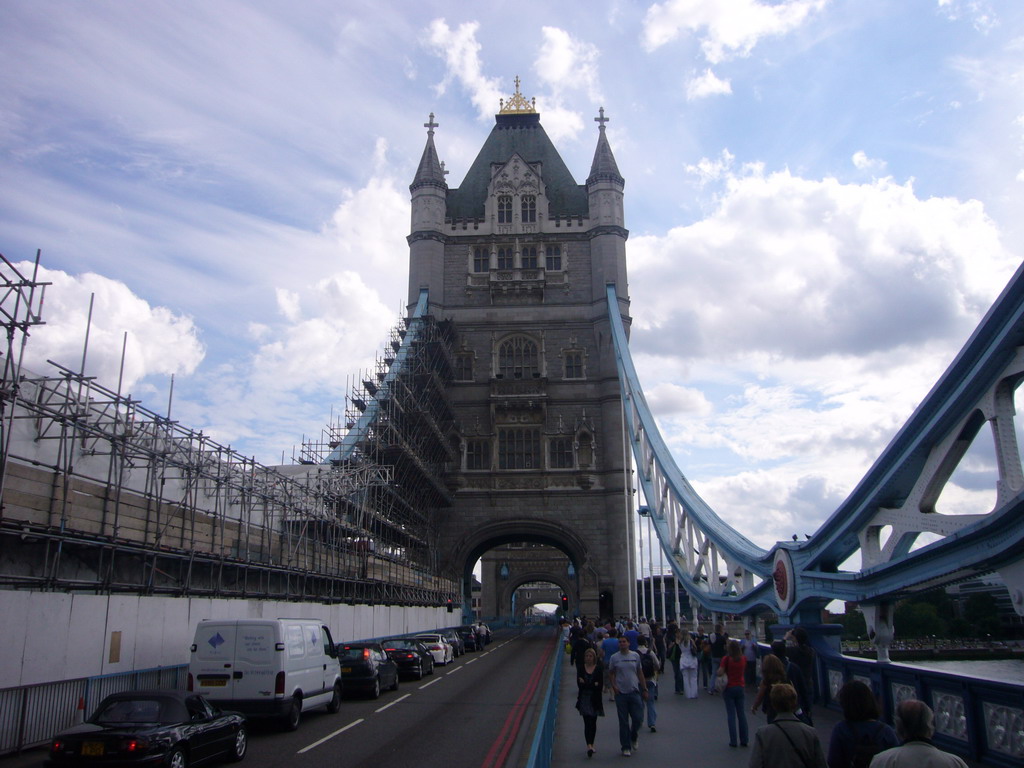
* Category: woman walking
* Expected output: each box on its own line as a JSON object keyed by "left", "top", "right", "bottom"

{"left": 718, "top": 638, "right": 748, "bottom": 748}
{"left": 680, "top": 631, "right": 701, "bottom": 698}
{"left": 750, "top": 653, "right": 788, "bottom": 722}
{"left": 575, "top": 647, "right": 605, "bottom": 758}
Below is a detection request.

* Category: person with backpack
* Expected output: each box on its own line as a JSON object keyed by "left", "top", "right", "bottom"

{"left": 637, "top": 636, "right": 661, "bottom": 732}
{"left": 826, "top": 680, "right": 899, "bottom": 768}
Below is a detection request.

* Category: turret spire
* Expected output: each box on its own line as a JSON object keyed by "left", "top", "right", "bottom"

{"left": 411, "top": 112, "right": 447, "bottom": 190}
{"left": 588, "top": 106, "right": 623, "bottom": 185}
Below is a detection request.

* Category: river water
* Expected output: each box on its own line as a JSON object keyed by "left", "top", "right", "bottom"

{"left": 896, "top": 658, "right": 1024, "bottom": 684}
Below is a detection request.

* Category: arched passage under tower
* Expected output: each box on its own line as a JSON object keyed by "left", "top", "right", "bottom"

{"left": 447, "top": 518, "right": 611, "bottom": 621}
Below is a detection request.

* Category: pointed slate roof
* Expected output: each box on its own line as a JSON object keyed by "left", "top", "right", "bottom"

{"left": 587, "top": 108, "right": 623, "bottom": 186}
{"left": 446, "top": 112, "right": 588, "bottom": 220}
{"left": 411, "top": 113, "right": 447, "bottom": 191}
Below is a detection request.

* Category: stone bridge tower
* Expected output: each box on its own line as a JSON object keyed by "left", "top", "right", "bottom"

{"left": 407, "top": 81, "right": 634, "bottom": 619}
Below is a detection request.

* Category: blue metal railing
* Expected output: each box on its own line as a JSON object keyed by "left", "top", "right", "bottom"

{"left": 817, "top": 647, "right": 1024, "bottom": 766}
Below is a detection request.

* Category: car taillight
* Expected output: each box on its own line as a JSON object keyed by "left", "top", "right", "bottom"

{"left": 123, "top": 738, "right": 148, "bottom": 753}
{"left": 363, "top": 648, "right": 370, "bottom": 660}
{"left": 275, "top": 671, "right": 285, "bottom": 695}
{"left": 51, "top": 740, "right": 63, "bottom": 753}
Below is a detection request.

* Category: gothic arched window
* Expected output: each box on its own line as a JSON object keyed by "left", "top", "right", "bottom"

{"left": 521, "top": 246, "right": 538, "bottom": 269}
{"left": 498, "top": 336, "right": 539, "bottom": 379}
{"left": 521, "top": 195, "right": 536, "bottom": 223}
{"left": 497, "top": 246, "right": 514, "bottom": 270}
{"left": 473, "top": 247, "right": 489, "bottom": 273}
{"left": 498, "top": 195, "right": 513, "bottom": 224}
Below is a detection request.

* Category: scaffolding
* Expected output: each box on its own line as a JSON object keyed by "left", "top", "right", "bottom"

{"left": 0, "top": 254, "right": 458, "bottom": 606}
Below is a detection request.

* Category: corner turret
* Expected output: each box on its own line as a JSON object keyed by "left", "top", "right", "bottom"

{"left": 586, "top": 108, "right": 628, "bottom": 298}
{"left": 408, "top": 113, "right": 448, "bottom": 307}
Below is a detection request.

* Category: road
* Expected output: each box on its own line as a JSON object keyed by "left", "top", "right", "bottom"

{"left": 238, "top": 626, "right": 556, "bottom": 768}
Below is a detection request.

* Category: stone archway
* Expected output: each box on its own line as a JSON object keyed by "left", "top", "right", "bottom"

{"left": 447, "top": 517, "right": 601, "bottom": 619}
{"left": 500, "top": 570, "right": 574, "bottom": 618}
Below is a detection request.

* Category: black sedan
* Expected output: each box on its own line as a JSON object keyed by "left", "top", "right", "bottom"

{"left": 382, "top": 639, "right": 435, "bottom": 680}
{"left": 339, "top": 643, "right": 400, "bottom": 699}
{"left": 47, "top": 690, "right": 246, "bottom": 768}
{"left": 456, "top": 627, "right": 479, "bottom": 651}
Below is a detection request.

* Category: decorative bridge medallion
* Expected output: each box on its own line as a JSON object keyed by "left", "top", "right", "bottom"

{"left": 772, "top": 549, "right": 795, "bottom": 612}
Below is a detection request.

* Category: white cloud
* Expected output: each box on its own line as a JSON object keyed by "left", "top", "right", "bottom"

{"left": 6, "top": 264, "right": 205, "bottom": 392}
{"left": 851, "top": 150, "right": 887, "bottom": 173}
{"left": 685, "top": 149, "right": 736, "bottom": 185}
{"left": 629, "top": 165, "right": 1015, "bottom": 359}
{"left": 276, "top": 288, "right": 301, "bottom": 322}
{"left": 626, "top": 162, "right": 1018, "bottom": 542}
{"left": 937, "top": 0, "right": 998, "bottom": 33}
{"left": 425, "top": 19, "right": 504, "bottom": 121}
{"left": 686, "top": 68, "right": 733, "bottom": 100}
{"left": 645, "top": 382, "right": 713, "bottom": 416}
{"left": 642, "top": 0, "right": 828, "bottom": 62}
{"left": 534, "top": 27, "right": 602, "bottom": 102}
{"left": 533, "top": 101, "right": 585, "bottom": 144}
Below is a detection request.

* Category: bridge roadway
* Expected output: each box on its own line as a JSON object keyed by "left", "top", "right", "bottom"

{"left": 1, "top": 627, "right": 553, "bottom": 768}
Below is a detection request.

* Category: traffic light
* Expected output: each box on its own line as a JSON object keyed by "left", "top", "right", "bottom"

{"left": 560, "top": 594, "right": 569, "bottom": 611}
{"left": 446, "top": 598, "right": 453, "bottom": 613}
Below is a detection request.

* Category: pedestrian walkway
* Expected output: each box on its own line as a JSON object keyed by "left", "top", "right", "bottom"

{"left": 550, "top": 660, "right": 982, "bottom": 767}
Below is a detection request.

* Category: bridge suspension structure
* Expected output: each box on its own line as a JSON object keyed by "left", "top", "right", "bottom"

{"left": 607, "top": 276, "right": 1024, "bottom": 656}
{"left": 0, "top": 255, "right": 457, "bottom": 607}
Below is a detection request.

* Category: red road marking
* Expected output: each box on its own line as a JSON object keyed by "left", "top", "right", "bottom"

{"left": 480, "top": 633, "right": 556, "bottom": 768}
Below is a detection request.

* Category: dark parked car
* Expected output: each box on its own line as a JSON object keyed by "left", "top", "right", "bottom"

{"left": 339, "top": 643, "right": 399, "bottom": 699}
{"left": 382, "top": 639, "right": 435, "bottom": 680}
{"left": 456, "top": 627, "right": 479, "bottom": 651}
{"left": 442, "top": 629, "right": 464, "bottom": 657}
{"left": 47, "top": 690, "right": 246, "bottom": 768}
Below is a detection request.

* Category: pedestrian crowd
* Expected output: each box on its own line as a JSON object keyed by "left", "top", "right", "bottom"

{"left": 563, "top": 615, "right": 971, "bottom": 766}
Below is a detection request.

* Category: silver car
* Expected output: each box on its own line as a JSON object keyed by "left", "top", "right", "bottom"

{"left": 412, "top": 633, "right": 454, "bottom": 665}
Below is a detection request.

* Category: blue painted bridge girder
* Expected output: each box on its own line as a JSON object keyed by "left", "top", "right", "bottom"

{"left": 607, "top": 259, "right": 1024, "bottom": 617}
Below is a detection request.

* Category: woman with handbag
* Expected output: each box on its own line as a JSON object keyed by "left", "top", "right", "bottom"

{"left": 718, "top": 639, "right": 749, "bottom": 748}
{"left": 576, "top": 647, "right": 605, "bottom": 758}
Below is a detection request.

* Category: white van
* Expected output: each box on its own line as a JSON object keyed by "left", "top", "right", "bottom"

{"left": 188, "top": 619, "right": 342, "bottom": 730}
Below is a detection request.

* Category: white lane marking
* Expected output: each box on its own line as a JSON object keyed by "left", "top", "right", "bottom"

{"left": 375, "top": 693, "right": 410, "bottom": 713}
{"left": 465, "top": 657, "right": 478, "bottom": 664}
{"left": 419, "top": 676, "right": 441, "bottom": 689}
{"left": 297, "top": 718, "right": 364, "bottom": 753}
{"left": 446, "top": 665, "right": 463, "bottom": 673}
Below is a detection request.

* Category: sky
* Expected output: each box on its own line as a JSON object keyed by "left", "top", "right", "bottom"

{"left": 3, "top": 0, "right": 1024, "bottom": 556}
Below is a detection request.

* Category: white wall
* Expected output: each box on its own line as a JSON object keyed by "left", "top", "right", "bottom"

{"left": 0, "top": 589, "right": 461, "bottom": 688}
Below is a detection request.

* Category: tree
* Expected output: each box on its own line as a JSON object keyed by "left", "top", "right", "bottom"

{"left": 894, "top": 600, "right": 947, "bottom": 639}
{"left": 963, "top": 592, "right": 1001, "bottom": 638}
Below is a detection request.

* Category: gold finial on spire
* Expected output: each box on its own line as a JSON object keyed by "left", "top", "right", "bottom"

{"left": 498, "top": 75, "right": 537, "bottom": 114}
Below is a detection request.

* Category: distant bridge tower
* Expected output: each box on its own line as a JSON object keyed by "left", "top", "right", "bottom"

{"left": 408, "top": 80, "right": 634, "bottom": 618}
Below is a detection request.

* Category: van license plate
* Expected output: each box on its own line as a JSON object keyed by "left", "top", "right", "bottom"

{"left": 201, "top": 679, "right": 227, "bottom": 687}
{"left": 82, "top": 743, "right": 104, "bottom": 756}
{"left": 342, "top": 667, "right": 352, "bottom": 673}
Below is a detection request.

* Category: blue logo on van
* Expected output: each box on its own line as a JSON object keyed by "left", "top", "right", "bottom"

{"left": 208, "top": 632, "right": 226, "bottom": 649}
